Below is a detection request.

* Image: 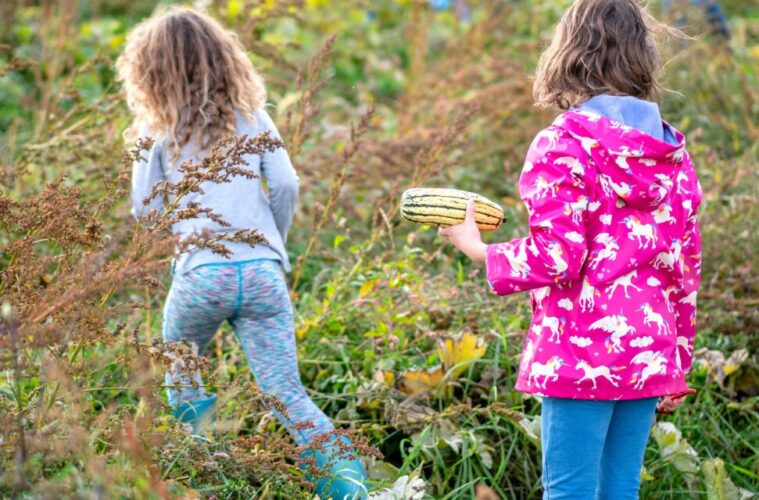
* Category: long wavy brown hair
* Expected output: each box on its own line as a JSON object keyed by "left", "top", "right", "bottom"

{"left": 534, "top": 0, "right": 670, "bottom": 110}
{"left": 116, "top": 6, "right": 266, "bottom": 159}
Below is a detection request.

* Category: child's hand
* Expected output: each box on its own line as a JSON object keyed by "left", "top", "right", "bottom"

{"left": 657, "top": 389, "right": 697, "bottom": 414}
{"left": 439, "top": 199, "right": 487, "bottom": 264}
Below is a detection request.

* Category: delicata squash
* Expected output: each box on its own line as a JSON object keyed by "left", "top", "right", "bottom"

{"left": 400, "top": 188, "right": 505, "bottom": 231}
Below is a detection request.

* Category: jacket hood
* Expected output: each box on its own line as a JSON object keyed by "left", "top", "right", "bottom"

{"left": 557, "top": 110, "right": 687, "bottom": 211}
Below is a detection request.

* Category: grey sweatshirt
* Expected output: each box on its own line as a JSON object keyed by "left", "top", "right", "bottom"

{"left": 131, "top": 108, "right": 299, "bottom": 275}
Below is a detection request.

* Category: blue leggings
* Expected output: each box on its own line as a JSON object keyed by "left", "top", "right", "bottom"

{"left": 162, "top": 259, "right": 334, "bottom": 445}
{"left": 541, "top": 397, "right": 658, "bottom": 500}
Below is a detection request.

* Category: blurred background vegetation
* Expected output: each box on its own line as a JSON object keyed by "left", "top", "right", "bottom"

{"left": 0, "top": 0, "right": 757, "bottom": 498}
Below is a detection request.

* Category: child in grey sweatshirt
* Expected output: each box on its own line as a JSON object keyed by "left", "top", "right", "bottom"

{"left": 119, "top": 6, "right": 367, "bottom": 499}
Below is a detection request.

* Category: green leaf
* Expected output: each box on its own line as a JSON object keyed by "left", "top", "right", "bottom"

{"left": 652, "top": 422, "right": 699, "bottom": 474}
{"left": 702, "top": 458, "right": 754, "bottom": 500}
{"left": 333, "top": 234, "right": 347, "bottom": 249}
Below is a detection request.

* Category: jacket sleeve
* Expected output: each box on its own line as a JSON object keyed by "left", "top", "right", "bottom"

{"left": 673, "top": 177, "right": 702, "bottom": 373}
{"left": 131, "top": 125, "right": 166, "bottom": 220}
{"left": 257, "top": 109, "right": 299, "bottom": 243}
{"left": 486, "top": 130, "right": 590, "bottom": 295}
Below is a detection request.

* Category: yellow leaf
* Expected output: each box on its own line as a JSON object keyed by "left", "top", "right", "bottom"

{"left": 723, "top": 364, "right": 740, "bottom": 376}
{"left": 437, "top": 331, "right": 488, "bottom": 379}
{"left": 400, "top": 367, "right": 444, "bottom": 395}
{"left": 373, "top": 369, "right": 395, "bottom": 388}
{"left": 227, "top": 0, "right": 243, "bottom": 18}
{"left": 296, "top": 319, "right": 315, "bottom": 339}
{"left": 359, "top": 278, "right": 380, "bottom": 298}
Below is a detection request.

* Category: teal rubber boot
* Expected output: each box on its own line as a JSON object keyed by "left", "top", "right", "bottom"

{"left": 172, "top": 394, "right": 217, "bottom": 439}
{"left": 301, "top": 435, "right": 368, "bottom": 499}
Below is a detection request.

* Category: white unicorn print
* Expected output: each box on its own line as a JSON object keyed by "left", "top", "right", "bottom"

{"left": 600, "top": 174, "right": 634, "bottom": 199}
{"left": 675, "top": 336, "right": 692, "bottom": 371}
{"left": 671, "top": 146, "right": 686, "bottom": 163}
{"left": 520, "top": 338, "right": 536, "bottom": 376}
{"left": 607, "top": 270, "right": 643, "bottom": 299}
{"left": 555, "top": 157, "right": 586, "bottom": 183}
{"left": 652, "top": 239, "right": 683, "bottom": 271}
{"left": 528, "top": 356, "right": 564, "bottom": 389}
{"left": 532, "top": 286, "right": 551, "bottom": 308}
{"left": 641, "top": 303, "right": 669, "bottom": 335}
{"left": 542, "top": 316, "right": 567, "bottom": 343}
{"left": 568, "top": 131, "right": 600, "bottom": 155}
{"left": 545, "top": 241, "right": 568, "bottom": 278}
{"left": 535, "top": 128, "right": 560, "bottom": 150}
{"left": 608, "top": 145, "right": 645, "bottom": 170}
{"left": 526, "top": 237, "right": 540, "bottom": 257}
{"left": 579, "top": 277, "right": 600, "bottom": 312}
{"left": 676, "top": 170, "right": 690, "bottom": 194}
{"left": 682, "top": 199, "right": 693, "bottom": 216}
{"left": 535, "top": 176, "right": 560, "bottom": 199}
{"left": 649, "top": 184, "right": 669, "bottom": 207}
{"left": 574, "top": 360, "right": 623, "bottom": 389}
{"left": 654, "top": 173, "right": 674, "bottom": 190}
{"left": 609, "top": 121, "right": 633, "bottom": 134}
{"left": 589, "top": 233, "right": 619, "bottom": 269}
{"left": 630, "top": 351, "right": 667, "bottom": 390}
{"left": 662, "top": 285, "right": 679, "bottom": 312}
{"left": 590, "top": 314, "right": 636, "bottom": 353}
{"left": 563, "top": 195, "right": 590, "bottom": 224}
{"left": 623, "top": 216, "right": 657, "bottom": 249}
{"left": 679, "top": 291, "right": 698, "bottom": 307}
{"left": 496, "top": 242, "right": 531, "bottom": 280}
{"left": 574, "top": 110, "right": 602, "bottom": 123}
{"left": 653, "top": 203, "right": 677, "bottom": 225}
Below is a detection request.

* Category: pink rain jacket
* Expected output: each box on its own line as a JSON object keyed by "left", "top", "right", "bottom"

{"left": 486, "top": 110, "right": 701, "bottom": 400}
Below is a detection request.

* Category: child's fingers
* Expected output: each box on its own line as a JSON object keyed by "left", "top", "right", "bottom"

{"left": 465, "top": 199, "right": 477, "bottom": 223}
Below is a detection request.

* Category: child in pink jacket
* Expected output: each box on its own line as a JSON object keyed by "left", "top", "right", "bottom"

{"left": 440, "top": 1, "right": 701, "bottom": 498}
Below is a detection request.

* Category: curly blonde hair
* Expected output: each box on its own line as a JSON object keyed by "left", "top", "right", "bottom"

{"left": 534, "top": 0, "right": 668, "bottom": 110}
{"left": 116, "top": 6, "right": 266, "bottom": 158}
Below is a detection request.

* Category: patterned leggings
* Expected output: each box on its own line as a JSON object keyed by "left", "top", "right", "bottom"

{"left": 162, "top": 259, "right": 334, "bottom": 445}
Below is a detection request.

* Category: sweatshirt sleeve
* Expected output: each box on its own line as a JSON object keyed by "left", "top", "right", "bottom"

{"left": 673, "top": 177, "right": 702, "bottom": 373}
{"left": 486, "top": 129, "right": 590, "bottom": 295}
{"left": 257, "top": 109, "right": 299, "bottom": 243}
{"left": 131, "top": 125, "right": 166, "bottom": 220}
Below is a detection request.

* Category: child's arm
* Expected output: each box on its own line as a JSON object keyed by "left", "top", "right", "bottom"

{"left": 131, "top": 125, "right": 166, "bottom": 220}
{"left": 672, "top": 188, "right": 702, "bottom": 373}
{"left": 257, "top": 109, "right": 299, "bottom": 243}
{"left": 442, "top": 131, "right": 590, "bottom": 296}
{"left": 438, "top": 200, "right": 488, "bottom": 263}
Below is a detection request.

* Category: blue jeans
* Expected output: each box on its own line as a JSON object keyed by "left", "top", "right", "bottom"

{"left": 541, "top": 397, "right": 658, "bottom": 500}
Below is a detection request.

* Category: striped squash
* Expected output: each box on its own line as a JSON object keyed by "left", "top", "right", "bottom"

{"left": 400, "top": 188, "right": 505, "bottom": 231}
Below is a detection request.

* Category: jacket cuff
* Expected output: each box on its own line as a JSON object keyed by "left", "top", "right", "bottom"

{"left": 485, "top": 243, "right": 513, "bottom": 296}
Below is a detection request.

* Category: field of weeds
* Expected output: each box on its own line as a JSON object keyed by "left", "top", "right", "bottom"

{"left": 1, "top": 1, "right": 757, "bottom": 498}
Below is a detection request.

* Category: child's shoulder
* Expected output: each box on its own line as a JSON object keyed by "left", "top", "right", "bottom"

{"left": 526, "top": 114, "right": 590, "bottom": 161}
{"left": 134, "top": 122, "right": 169, "bottom": 155}
{"left": 241, "top": 107, "right": 278, "bottom": 133}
